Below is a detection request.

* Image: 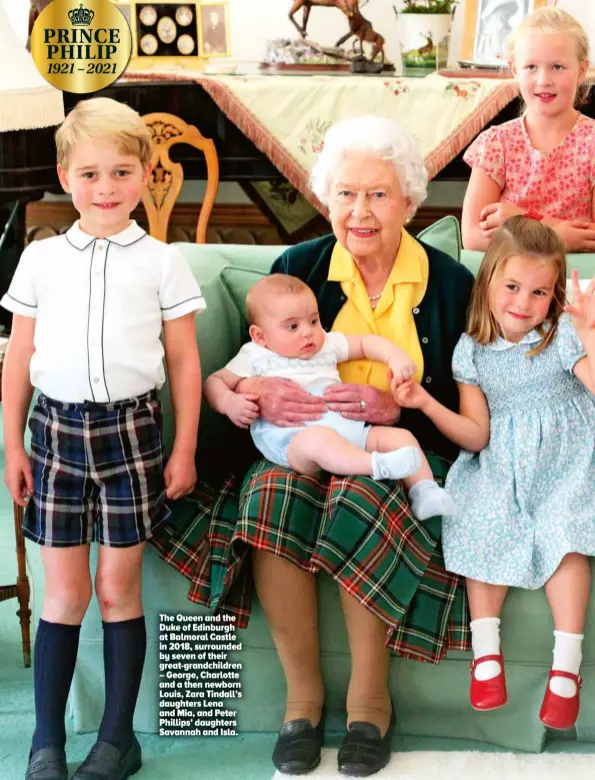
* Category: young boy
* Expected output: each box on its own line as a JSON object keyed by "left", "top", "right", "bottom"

{"left": 2, "top": 97, "right": 204, "bottom": 780}
{"left": 204, "top": 274, "right": 454, "bottom": 520}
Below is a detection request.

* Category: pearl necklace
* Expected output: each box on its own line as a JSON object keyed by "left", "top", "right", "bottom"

{"left": 369, "top": 292, "right": 382, "bottom": 309}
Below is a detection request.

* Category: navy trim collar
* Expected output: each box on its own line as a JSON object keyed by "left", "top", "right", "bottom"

{"left": 65, "top": 220, "right": 147, "bottom": 250}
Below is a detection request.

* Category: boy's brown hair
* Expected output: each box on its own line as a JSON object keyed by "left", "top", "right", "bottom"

{"left": 246, "top": 274, "right": 313, "bottom": 326}
{"left": 467, "top": 216, "right": 567, "bottom": 357}
{"left": 55, "top": 97, "right": 153, "bottom": 168}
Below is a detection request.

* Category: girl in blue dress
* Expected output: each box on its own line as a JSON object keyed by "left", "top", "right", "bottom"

{"left": 392, "top": 216, "right": 595, "bottom": 731}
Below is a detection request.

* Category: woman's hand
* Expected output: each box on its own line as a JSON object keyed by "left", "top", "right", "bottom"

{"left": 565, "top": 270, "right": 595, "bottom": 343}
{"left": 391, "top": 378, "right": 431, "bottom": 411}
{"left": 252, "top": 377, "right": 326, "bottom": 427}
{"left": 553, "top": 221, "right": 595, "bottom": 252}
{"left": 323, "top": 383, "right": 400, "bottom": 425}
{"left": 479, "top": 202, "right": 526, "bottom": 232}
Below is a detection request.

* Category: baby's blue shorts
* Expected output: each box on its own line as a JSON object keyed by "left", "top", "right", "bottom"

{"left": 251, "top": 409, "right": 370, "bottom": 469}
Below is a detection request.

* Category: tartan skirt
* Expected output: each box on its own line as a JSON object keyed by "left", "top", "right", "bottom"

{"left": 150, "top": 454, "right": 471, "bottom": 664}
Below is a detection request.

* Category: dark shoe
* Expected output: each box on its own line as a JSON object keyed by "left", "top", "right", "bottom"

{"left": 338, "top": 706, "right": 395, "bottom": 777}
{"left": 72, "top": 736, "right": 141, "bottom": 779}
{"left": 272, "top": 712, "right": 325, "bottom": 775}
{"left": 25, "top": 748, "right": 68, "bottom": 780}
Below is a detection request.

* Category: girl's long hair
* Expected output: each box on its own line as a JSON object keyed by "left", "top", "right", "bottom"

{"left": 467, "top": 216, "right": 567, "bottom": 357}
{"left": 508, "top": 7, "right": 591, "bottom": 106}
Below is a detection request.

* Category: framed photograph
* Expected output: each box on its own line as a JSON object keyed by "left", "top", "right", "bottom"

{"left": 199, "top": 2, "right": 231, "bottom": 58}
{"left": 461, "top": 0, "right": 548, "bottom": 65}
{"left": 113, "top": 1, "right": 202, "bottom": 66}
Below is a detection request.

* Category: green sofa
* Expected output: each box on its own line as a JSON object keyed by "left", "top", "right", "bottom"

{"left": 71, "top": 219, "right": 595, "bottom": 753}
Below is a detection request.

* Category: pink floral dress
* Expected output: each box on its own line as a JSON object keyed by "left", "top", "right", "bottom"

{"left": 464, "top": 114, "right": 595, "bottom": 221}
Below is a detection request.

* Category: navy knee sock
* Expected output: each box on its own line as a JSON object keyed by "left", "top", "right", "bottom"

{"left": 98, "top": 616, "right": 147, "bottom": 751}
{"left": 32, "top": 619, "right": 81, "bottom": 753}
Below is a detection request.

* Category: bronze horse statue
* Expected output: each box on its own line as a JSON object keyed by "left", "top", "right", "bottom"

{"left": 288, "top": 0, "right": 359, "bottom": 39}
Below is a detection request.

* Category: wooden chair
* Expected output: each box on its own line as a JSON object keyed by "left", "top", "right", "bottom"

{"left": 0, "top": 503, "right": 32, "bottom": 667}
{"left": 141, "top": 113, "right": 219, "bottom": 243}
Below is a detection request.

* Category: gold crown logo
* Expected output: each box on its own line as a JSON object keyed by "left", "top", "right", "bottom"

{"left": 68, "top": 3, "right": 94, "bottom": 26}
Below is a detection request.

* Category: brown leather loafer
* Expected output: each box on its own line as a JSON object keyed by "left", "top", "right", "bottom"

{"left": 72, "top": 736, "right": 141, "bottom": 779}
{"left": 25, "top": 748, "right": 68, "bottom": 780}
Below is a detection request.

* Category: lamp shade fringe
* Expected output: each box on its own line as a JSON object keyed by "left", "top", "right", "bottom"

{"left": 0, "top": 86, "right": 65, "bottom": 133}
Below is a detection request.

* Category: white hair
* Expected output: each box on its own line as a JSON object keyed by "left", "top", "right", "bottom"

{"left": 310, "top": 116, "right": 428, "bottom": 214}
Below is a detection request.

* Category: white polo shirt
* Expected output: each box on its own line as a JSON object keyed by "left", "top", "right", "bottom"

{"left": 1, "top": 220, "right": 206, "bottom": 403}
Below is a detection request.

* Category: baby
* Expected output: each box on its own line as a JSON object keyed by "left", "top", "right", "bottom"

{"left": 204, "top": 274, "right": 454, "bottom": 520}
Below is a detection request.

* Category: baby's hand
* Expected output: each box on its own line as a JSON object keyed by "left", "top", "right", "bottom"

{"left": 391, "top": 378, "right": 429, "bottom": 410}
{"left": 225, "top": 392, "right": 259, "bottom": 429}
{"left": 388, "top": 354, "right": 416, "bottom": 383}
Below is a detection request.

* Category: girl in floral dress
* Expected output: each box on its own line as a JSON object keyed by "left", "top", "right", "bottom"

{"left": 393, "top": 216, "right": 595, "bottom": 731}
{"left": 462, "top": 8, "right": 595, "bottom": 252}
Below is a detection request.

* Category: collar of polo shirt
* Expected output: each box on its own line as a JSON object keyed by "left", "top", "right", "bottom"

{"left": 66, "top": 220, "right": 147, "bottom": 250}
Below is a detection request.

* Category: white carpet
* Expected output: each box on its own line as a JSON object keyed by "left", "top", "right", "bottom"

{"left": 273, "top": 748, "right": 595, "bottom": 779}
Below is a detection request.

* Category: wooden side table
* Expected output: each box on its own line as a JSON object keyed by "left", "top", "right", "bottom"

{"left": 0, "top": 502, "right": 32, "bottom": 666}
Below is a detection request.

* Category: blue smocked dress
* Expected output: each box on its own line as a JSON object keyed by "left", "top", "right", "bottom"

{"left": 443, "top": 316, "right": 595, "bottom": 589}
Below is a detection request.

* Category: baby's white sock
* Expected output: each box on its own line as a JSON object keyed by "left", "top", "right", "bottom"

{"left": 408, "top": 480, "right": 455, "bottom": 520}
{"left": 550, "top": 630, "right": 583, "bottom": 698}
{"left": 371, "top": 447, "right": 420, "bottom": 480}
{"left": 471, "top": 617, "right": 501, "bottom": 681}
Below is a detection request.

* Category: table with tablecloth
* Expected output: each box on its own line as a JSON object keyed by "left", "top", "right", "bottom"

{"left": 121, "top": 69, "right": 520, "bottom": 213}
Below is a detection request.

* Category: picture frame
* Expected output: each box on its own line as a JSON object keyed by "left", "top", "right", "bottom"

{"left": 113, "top": 1, "right": 203, "bottom": 68}
{"left": 461, "top": 0, "right": 549, "bottom": 65}
{"left": 198, "top": 2, "right": 231, "bottom": 58}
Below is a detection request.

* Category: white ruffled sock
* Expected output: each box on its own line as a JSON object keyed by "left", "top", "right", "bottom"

{"left": 550, "top": 630, "right": 583, "bottom": 698}
{"left": 408, "top": 480, "right": 456, "bottom": 520}
{"left": 471, "top": 617, "right": 502, "bottom": 681}
{"left": 371, "top": 447, "right": 420, "bottom": 480}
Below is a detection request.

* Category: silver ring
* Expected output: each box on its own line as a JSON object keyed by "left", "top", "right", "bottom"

{"left": 360, "top": 400, "right": 366, "bottom": 412}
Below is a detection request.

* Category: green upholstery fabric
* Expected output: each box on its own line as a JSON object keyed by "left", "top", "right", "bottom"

{"left": 461, "top": 250, "right": 595, "bottom": 278}
{"left": 71, "top": 228, "right": 595, "bottom": 751}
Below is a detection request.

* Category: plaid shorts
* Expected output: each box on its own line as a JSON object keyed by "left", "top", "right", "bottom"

{"left": 23, "top": 391, "right": 170, "bottom": 548}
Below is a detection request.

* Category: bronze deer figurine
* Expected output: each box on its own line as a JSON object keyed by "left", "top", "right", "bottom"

{"left": 335, "top": 7, "right": 385, "bottom": 63}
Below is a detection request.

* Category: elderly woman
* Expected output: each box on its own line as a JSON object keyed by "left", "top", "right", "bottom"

{"left": 154, "top": 116, "right": 474, "bottom": 777}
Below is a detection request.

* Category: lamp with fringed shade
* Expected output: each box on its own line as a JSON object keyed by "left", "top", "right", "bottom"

{"left": 0, "top": 4, "right": 65, "bottom": 332}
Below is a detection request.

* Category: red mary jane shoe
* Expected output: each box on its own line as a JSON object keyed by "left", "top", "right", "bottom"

{"left": 539, "top": 669, "right": 582, "bottom": 730}
{"left": 470, "top": 654, "right": 508, "bottom": 711}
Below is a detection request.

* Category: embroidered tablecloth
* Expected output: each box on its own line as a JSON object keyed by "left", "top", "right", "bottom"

{"left": 121, "top": 70, "right": 520, "bottom": 211}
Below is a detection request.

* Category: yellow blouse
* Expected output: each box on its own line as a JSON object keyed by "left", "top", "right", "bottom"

{"left": 328, "top": 229, "right": 429, "bottom": 389}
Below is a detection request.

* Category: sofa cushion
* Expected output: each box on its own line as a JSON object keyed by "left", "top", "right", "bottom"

{"left": 160, "top": 271, "right": 249, "bottom": 479}
{"left": 221, "top": 265, "right": 270, "bottom": 329}
{"left": 462, "top": 249, "right": 595, "bottom": 280}
{"left": 417, "top": 215, "right": 461, "bottom": 263}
